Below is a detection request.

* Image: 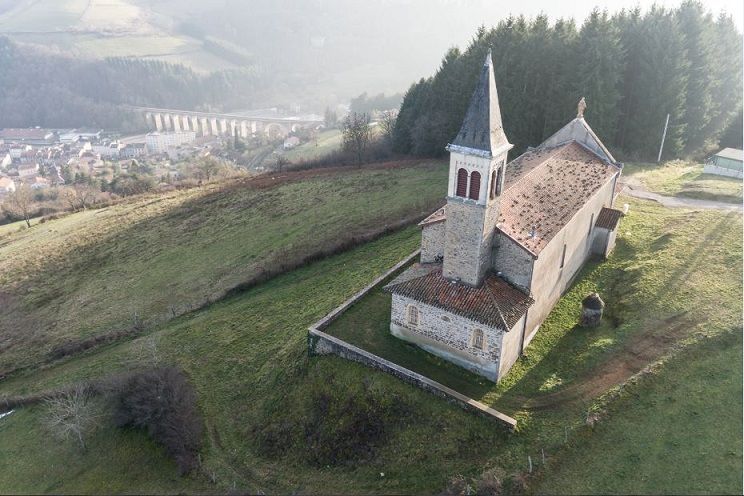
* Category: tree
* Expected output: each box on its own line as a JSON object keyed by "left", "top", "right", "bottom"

{"left": 44, "top": 385, "right": 100, "bottom": 450}
{"left": 378, "top": 110, "right": 397, "bottom": 148}
{"left": 323, "top": 107, "right": 338, "bottom": 128}
{"left": 341, "top": 112, "right": 371, "bottom": 164}
{"left": 62, "top": 181, "right": 98, "bottom": 210}
{"left": 4, "top": 183, "right": 34, "bottom": 228}
{"left": 195, "top": 156, "right": 224, "bottom": 181}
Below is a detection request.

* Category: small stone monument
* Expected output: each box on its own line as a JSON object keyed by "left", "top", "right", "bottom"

{"left": 580, "top": 292, "right": 604, "bottom": 327}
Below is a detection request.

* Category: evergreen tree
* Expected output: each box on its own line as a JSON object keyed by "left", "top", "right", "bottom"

{"left": 573, "top": 9, "right": 625, "bottom": 141}
{"left": 677, "top": 1, "right": 716, "bottom": 153}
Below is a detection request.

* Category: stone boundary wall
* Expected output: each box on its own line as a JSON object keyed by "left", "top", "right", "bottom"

{"left": 307, "top": 249, "right": 518, "bottom": 430}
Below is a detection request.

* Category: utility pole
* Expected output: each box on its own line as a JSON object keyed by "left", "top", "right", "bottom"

{"left": 657, "top": 113, "right": 670, "bottom": 163}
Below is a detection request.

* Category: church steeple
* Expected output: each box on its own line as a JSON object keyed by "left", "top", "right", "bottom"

{"left": 449, "top": 50, "right": 510, "bottom": 156}
{"left": 442, "top": 49, "right": 513, "bottom": 287}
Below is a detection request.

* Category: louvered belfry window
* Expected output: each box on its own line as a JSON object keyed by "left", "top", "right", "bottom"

{"left": 469, "top": 171, "right": 481, "bottom": 200}
{"left": 456, "top": 168, "right": 468, "bottom": 197}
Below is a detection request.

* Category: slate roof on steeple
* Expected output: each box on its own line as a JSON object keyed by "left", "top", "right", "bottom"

{"left": 448, "top": 50, "right": 510, "bottom": 156}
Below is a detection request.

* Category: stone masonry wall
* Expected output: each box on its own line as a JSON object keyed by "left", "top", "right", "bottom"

{"left": 421, "top": 222, "right": 445, "bottom": 263}
{"left": 390, "top": 293, "right": 502, "bottom": 380}
{"left": 491, "top": 232, "right": 534, "bottom": 290}
{"left": 308, "top": 328, "right": 517, "bottom": 428}
{"left": 443, "top": 199, "right": 488, "bottom": 286}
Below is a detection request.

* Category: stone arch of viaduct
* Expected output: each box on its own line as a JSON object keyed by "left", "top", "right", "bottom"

{"left": 142, "top": 110, "right": 318, "bottom": 139}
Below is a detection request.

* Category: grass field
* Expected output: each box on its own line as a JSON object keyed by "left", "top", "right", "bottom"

{"left": 625, "top": 161, "right": 743, "bottom": 203}
{"left": 0, "top": 163, "right": 446, "bottom": 375}
{"left": 535, "top": 330, "right": 742, "bottom": 494}
{"left": 281, "top": 129, "right": 344, "bottom": 164}
{"left": 0, "top": 194, "right": 740, "bottom": 494}
{"left": 0, "top": 0, "right": 237, "bottom": 71}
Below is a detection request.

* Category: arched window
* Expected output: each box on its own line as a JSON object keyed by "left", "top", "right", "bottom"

{"left": 406, "top": 305, "right": 419, "bottom": 326}
{"left": 469, "top": 171, "right": 481, "bottom": 200}
{"left": 472, "top": 329, "right": 485, "bottom": 350}
{"left": 495, "top": 166, "right": 503, "bottom": 196}
{"left": 490, "top": 170, "right": 497, "bottom": 199}
{"left": 456, "top": 168, "right": 468, "bottom": 197}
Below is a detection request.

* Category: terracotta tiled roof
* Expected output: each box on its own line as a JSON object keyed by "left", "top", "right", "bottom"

{"left": 385, "top": 263, "right": 533, "bottom": 330}
{"left": 497, "top": 142, "right": 617, "bottom": 254}
{"left": 419, "top": 207, "right": 446, "bottom": 227}
{"left": 595, "top": 206, "right": 623, "bottom": 230}
{"left": 423, "top": 141, "right": 618, "bottom": 255}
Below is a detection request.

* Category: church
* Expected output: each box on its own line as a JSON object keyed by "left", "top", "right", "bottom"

{"left": 385, "top": 51, "right": 624, "bottom": 382}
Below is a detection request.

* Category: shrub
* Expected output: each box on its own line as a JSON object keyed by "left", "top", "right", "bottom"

{"left": 440, "top": 475, "right": 470, "bottom": 496}
{"left": 113, "top": 367, "right": 203, "bottom": 474}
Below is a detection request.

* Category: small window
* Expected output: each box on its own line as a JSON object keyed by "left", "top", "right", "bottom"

{"left": 456, "top": 168, "right": 468, "bottom": 197}
{"left": 472, "top": 329, "right": 486, "bottom": 350}
{"left": 441, "top": 315, "right": 450, "bottom": 322}
{"left": 560, "top": 244, "right": 567, "bottom": 269}
{"left": 406, "top": 305, "right": 419, "bottom": 326}
{"left": 490, "top": 170, "right": 497, "bottom": 199}
{"left": 588, "top": 213, "right": 594, "bottom": 237}
{"left": 469, "top": 171, "right": 481, "bottom": 200}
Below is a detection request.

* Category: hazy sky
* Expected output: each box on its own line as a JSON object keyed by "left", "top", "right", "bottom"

{"left": 481, "top": 0, "right": 743, "bottom": 29}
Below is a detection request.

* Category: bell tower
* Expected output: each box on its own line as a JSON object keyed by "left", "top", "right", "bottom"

{"left": 442, "top": 50, "right": 513, "bottom": 286}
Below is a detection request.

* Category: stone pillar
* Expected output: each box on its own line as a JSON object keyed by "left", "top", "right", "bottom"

{"left": 201, "top": 118, "right": 211, "bottom": 136}
{"left": 220, "top": 119, "right": 229, "bottom": 135}
{"left": 210, "top": 118, "right": 219, "bottom": 136}
{"left": 240, "top": 121, "right": 250, "bottom": 138}
{"left": 191, "top": 116, "right": 201, "bottom": 135}
{"left": 580, "top": 293, "right": 604, "bottom": 328}
{"left": 154, "top": 113, "right": 164, "bottom": 131}
{"left": 173, "top": 114, "right": 182, "bottom": 132}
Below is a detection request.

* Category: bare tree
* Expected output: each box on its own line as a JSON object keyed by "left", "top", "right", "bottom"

{"left": 44, "top": 385, "right": 100, "bottom": 450}
{"left": 379, "top": 110, "right": 398, "bottom": 147}
{"left": 3, "top": 183, "right": 34, "bottom": 228}
{"left": 341, "top": 112, "right": 371, "bottom": 164}
{"left": 62, "top": 182, "right": 97, "bottom": 211}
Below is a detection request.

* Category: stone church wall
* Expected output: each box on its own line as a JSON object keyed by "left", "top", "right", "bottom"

{"left": 524, "top": 177, "right": 617, "bottom": 339}
{"left": 420, "top": 222, "right": 445, "bottom": 263}
{"left": 390, "top": 293, "right": 503, "bottom": 381}
{"left": 491, "top": 233, "right": 534, "bottom": 290}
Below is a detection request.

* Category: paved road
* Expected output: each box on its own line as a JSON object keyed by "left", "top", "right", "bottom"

{"left": 619, "top": 179, "right": 742, "bottom": 212}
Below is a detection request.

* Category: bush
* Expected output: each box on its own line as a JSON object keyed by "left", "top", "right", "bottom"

{"left": 113, "top": 366, "right": 203, "bottom": 474}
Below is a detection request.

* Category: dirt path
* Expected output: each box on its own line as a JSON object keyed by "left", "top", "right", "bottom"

{"left": 619, "top": 178, "right": 742, "bottom": 212}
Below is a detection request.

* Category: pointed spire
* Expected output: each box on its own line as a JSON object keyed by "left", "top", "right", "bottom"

{"left": 449, "top": 49, "right": 510, "bottom": 156}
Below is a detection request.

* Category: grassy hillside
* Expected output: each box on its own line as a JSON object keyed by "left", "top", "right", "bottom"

{"left": 624, "top": 161, "right": 743, "bottom": 203}
{"left": 0, "top": 0, "right": 235, "bottom": 72}
{"left": 0, "top": 162, "right": 446, "bottom": 376}
{"left": 0, "top": 196, "right": 740, "bottom": 494}
{"left": 535, "top": 330, "right": 742, "bottom": 494}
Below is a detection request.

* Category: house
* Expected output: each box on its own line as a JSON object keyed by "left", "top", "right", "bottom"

{"left": 17, "top": 162, "right": 39, "bottom": 180}
{"left": 145, "top": 131, "right": 196, "bottom": 154}
{"left": 704, "top": 147, "right": 743, "bottom": 178}
{"left": 283, "top": 136, "right": 301, "bottom": 149}
{"left": 0, "top": 177, "right": 16, "bottom": 197}
{"left": 28, "top": 176, "right": 50, "bottom": 190}
{"left": 384, "top": 52, "right": 624, "bottom": 382}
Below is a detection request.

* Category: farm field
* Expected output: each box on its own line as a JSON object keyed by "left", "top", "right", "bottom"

{"left": 0, "top": 0, "right": 236, "bottom": 71}
{"left": 281, "top": 129, "right": 344, "bottom": 163}
{"left": 0, "top": 162, "right": 447, "bottom": 376}
{"left": 624, "top": 161, "right": 743, "bottom": 203}
{"left": 0, "top": 193, "right": 740, "bottom": 494}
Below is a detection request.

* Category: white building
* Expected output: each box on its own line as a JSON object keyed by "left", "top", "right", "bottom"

{"left": 704, "top": 148, "right": 743, "bottom": 178}
{"left": 0, "top": 177, "right": 16, "bottom": 197}
{"left": 146, "top": 131, "right": 196, "bottom": 154}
